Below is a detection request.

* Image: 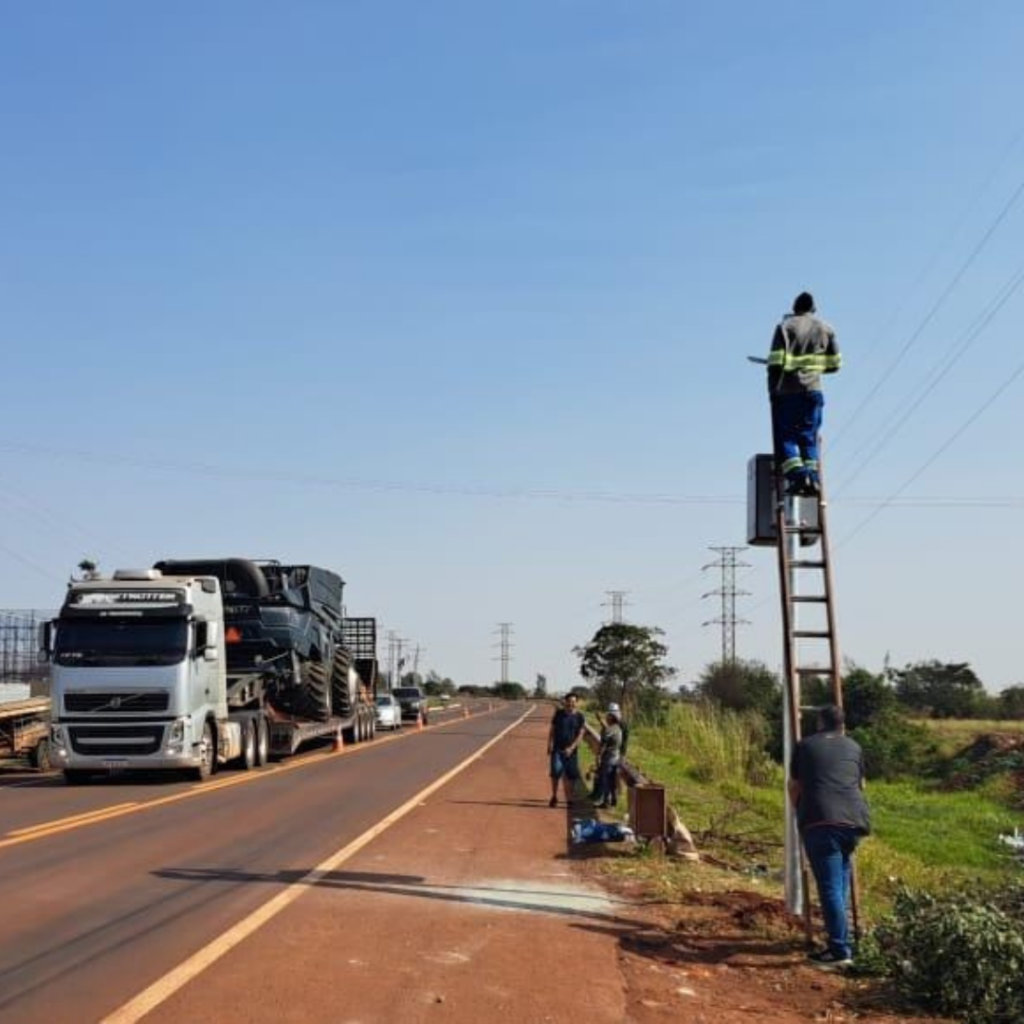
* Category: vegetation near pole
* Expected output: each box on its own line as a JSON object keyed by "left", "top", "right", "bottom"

{"left": 573, "top": 622, "right": 675, "bottom": 717}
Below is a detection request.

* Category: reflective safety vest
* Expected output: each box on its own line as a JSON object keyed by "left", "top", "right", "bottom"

{"left": 767, "top": 313, "right": 842, "bottom": 395}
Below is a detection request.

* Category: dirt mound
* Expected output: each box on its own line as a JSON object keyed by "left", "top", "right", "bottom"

{"left": 944, "top": 733, "right": 1024, "bottom": 791}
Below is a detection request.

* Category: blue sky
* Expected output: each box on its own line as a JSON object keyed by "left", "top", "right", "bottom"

{"left": 1, "top": 2, "right": 1023, "bottom": 691}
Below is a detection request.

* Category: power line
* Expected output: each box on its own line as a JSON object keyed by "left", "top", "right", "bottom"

{"left": 832, "top": 263, "right": 1024, "bottom": 497}
{"left": 829, "top": 169, "right": 1024, "bottom": 449}
{"left": 837, "top": 360, "right": 1024, "bottom": 548}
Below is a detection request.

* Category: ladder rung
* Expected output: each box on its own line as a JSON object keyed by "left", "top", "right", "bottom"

{"left": 796, "top": 666, "right": 835, "bottom": 675}
{"left": 788, "top": 560, "right": 825, "bottom": 569}
{"left": 791, "top": 595, "right": 828, "bottom": 603}
{"left": 793, "top": 630, "right": 832, "bottom": 639}
{"left": 783, "top": 525, "right": 822, "bottom": 535}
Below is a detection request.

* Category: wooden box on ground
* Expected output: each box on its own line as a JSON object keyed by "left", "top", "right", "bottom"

{"left": 629, "top": 783, "right": 667, "bottom": 839}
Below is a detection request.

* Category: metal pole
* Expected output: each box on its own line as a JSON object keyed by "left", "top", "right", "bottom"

{"left": 783, "top": 495, "right": 804, "bottom": 920}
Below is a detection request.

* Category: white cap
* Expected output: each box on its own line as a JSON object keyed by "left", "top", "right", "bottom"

{"left": 607, "top": 702, "right": 621, "bottom": 715}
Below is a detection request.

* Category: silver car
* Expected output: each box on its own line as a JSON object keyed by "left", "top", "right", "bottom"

{"left": 375, "top": 694, "right": 402, "bottom": 731}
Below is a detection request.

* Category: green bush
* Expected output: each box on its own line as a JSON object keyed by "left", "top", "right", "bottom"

{"left": 876, "top": 885, "right": 1024, "bottom": 1023}
{"left": 850, "top": 712, "right": 939, "bottom": 780}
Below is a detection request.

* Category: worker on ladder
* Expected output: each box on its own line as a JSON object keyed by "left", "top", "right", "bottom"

{"left": 768, "top": 292, "right": 842, "bottom": 497}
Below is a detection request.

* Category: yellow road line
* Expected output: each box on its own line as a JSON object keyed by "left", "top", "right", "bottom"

{"left": 9, "top": 802, "right": 138, "bottom": 836}
{"left": 102, "top": 706, "right": 533, "bottom": 1024}
{"left": 0, "top": 706, "right": 500, "bottom": 853}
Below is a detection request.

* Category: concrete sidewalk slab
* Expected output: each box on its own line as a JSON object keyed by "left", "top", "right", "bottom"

{"left": 147, "top": 709, "right": 628, "bottom": 1023}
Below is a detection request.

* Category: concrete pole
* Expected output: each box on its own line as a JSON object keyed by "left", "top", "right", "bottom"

{"left": 783, "top": 494, "right": 804, "bottom": 917}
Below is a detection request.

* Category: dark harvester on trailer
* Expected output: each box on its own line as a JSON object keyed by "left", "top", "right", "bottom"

{"left": 154, "top": 558, "right": 378, "bottom": 756}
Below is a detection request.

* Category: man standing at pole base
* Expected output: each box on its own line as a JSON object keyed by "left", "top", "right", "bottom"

{"left": 768, "top": 291, "right": 842, "bottom": 497}
{"left": 789, "top": 704, "right": 870, "bottom": 969}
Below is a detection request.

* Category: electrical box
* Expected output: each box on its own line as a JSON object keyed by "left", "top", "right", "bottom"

{"left": 629, "top": 783, "right": 667, "bottom": 839}
{"left": 747, "top": 454, "right": 777, "bottom": 546}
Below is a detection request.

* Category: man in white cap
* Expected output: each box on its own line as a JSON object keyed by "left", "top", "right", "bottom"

{"left": 594, "top": 704, "right": 625, "bottom": 808}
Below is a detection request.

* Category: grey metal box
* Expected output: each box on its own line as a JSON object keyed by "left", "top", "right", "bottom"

{"left": 747, "top": 454, "right": 777, "bottom": 546}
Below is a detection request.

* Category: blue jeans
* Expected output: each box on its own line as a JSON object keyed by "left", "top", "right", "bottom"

{"left": 802, "top": 825, "right": 859, "bottom": 958}
{"left": 771, "top": 391, "right": 824, "bottom": 483}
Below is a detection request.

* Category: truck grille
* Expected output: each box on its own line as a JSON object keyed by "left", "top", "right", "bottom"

{"left": 64, "top": 691, "right": 170, "bottom": 714}
{"left": 69, "top": 726, "right": 165, "bottom": 757}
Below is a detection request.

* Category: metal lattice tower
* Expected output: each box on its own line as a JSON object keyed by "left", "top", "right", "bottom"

{"left": 701, "top": 546, "right": 751, "bottom": 664}
{"left": 494, "top": 623, "right": 514, "bottom": 684}
{"left": 604, "top": 590, "right": 629, "bottom": 624}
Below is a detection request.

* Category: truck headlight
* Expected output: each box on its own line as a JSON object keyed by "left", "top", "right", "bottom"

{"left": 165, "top": 718, "right": 186, "bottom": 753}
{"left": 51, "top": 725, "right": 68, "bottom": 749}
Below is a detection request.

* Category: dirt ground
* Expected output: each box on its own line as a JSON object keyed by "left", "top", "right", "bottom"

{"left": 143, "top": 709, "right": 946, "bottom": 1023}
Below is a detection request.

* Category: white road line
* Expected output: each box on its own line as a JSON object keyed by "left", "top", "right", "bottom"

{"left": 102, "top": 707, "right": 534, "bottom": 1024}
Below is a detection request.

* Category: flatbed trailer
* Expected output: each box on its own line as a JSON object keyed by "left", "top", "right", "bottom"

{"left": 0, "top": 697, "right": 52, "bottom": 769}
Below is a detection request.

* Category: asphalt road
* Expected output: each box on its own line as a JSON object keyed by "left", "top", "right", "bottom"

{"left": 0, "top": 701, "right": 522, "bottom": 1022}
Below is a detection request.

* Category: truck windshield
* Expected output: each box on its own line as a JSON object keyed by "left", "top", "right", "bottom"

{"left": 393, "top": 688, "right": 421, "bottom": 699}
{"left": 54, "top": 619, "right": 188, "bottom": 667}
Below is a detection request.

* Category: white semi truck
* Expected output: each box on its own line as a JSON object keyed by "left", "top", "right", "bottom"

{"left": 43, "top": 560, "right": 378, "bottom": 784}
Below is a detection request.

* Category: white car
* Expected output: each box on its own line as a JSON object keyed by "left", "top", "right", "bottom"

{"left": 375, "top": 694, "right": 402, "bottom": 730}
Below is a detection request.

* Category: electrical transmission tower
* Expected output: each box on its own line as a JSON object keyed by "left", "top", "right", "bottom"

{"left": 603, "top": 590, "right": 629, "bottom": 624}
{"left": 701, "top": 546, "right": 751, "bottom": 664}
{"left": 493, "top": 623, "right": 514, "bottom": 684}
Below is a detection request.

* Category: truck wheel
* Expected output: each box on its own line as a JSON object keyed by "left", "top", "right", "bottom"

{"left": 254, "top": 716, "right": 269, "bottom": 766}
{"left": 300, "top": 660, "right": 332, "bottom": 723}
{"left": 240, "top": 719, "right": 257, "bottom": 771}
{"left": 192, "top": 722, "right": 214, "bottom": 782}
{"left": 32, "top": 738, "right": 53, "bottom": 772}
{"left": 64, "top": 770, "right": 92, "bottom": 786}
{"left": 330, "top": 648, "right": 353, "bottom": 718}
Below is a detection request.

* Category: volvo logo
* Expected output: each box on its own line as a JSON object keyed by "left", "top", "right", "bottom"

{"left": 110, "top": 696, "right": 122, "bottom": 709}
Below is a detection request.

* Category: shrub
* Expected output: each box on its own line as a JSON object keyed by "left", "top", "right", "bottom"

{"left": 850, "top": 712, "right": 939, "bottom": 780}
{"left": 876, "top": 885, "right": 1024, "bottom": 1023}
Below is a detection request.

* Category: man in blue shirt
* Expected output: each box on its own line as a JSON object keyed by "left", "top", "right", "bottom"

{"left": 548, "top": 693, "right": 586, "bottom": 808}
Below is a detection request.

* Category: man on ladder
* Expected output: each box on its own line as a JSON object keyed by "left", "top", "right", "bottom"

{"left": 767, "top": 292, "right": 842, "bottom": 497}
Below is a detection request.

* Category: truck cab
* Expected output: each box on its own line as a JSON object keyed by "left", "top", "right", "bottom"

{"left": 44, "top": 569, "right": 239, "bottom": 782}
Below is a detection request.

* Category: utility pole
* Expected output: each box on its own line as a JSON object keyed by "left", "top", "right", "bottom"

{"left": 701, "top": 546, "right": 751, "bottom": 664}
{"left": 603, "top": 590, "right": 629, "bottom": 624}
{"left": 413, "top": 644, "right": 425, "bottom": 676}
{"left": 493, "top": 623, "right": 514, "bottom": 684}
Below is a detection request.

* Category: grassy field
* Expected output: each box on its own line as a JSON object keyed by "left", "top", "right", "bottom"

{"left": 604, "top": 704, "right": 1024, "bottom": 920}
{"left": 921, "top": 717, "right": 1024, "bottom": 757}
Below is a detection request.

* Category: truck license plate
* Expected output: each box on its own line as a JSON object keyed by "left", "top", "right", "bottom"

{"left": 103, "top": 759, "right": 128, "bottom": 771}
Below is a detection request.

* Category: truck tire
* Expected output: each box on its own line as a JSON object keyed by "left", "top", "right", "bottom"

{"left": 254, "top": 715, "right": 269, "bottom": 766}
{"left": 32, "top": 738, "right": 53, "bottom": 772}
{"left": 192, "top": 721, "right": 215, "bottom": 782}
{"left": 330, "top": 649, "right": 353, "bottom": 718}
{"left": 298, "top": 659, "right": 332, "bottom": 723}
{"left": 64, "top": 770, "right": 92, "bottom": 786}
{"left": 240, "top": 719, "right": 257, "bottom": 771}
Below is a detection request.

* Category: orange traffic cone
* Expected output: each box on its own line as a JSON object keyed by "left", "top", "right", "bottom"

{"left": 333, "top": 727, "right": 345, "bottom": 753}
{"left": 417, "top": 711, "right": 425, "bottom": 731}
{"left": 463, "top": 704, "right": 469, "bottom": 720}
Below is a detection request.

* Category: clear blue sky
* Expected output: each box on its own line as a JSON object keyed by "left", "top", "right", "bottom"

{"left": 2, "top": 2, "right": 1023, "bottom": 691}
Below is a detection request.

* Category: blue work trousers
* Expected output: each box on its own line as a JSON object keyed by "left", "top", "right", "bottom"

{"left": 771, "top": 391, "right": 824, "bottom": 484}
{"left": 802, "top": 825, "right": 859, "bottom": 959}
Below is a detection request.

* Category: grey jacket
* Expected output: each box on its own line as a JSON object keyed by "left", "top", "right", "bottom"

{"left": 767, "top": 313, "right": 842, "bottom": 395}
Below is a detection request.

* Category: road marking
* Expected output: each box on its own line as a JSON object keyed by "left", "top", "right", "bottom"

{"left": 0, "top": 706, "right": 502, "bottom": 852}
{"left": 102, "top": 707, "right": 533, "bottom": 1024}
{"left": 8, "top": 802, "right": 138, "bottom": 836}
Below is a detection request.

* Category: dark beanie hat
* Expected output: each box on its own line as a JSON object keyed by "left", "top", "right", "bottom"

{"left": 793, "top": 292, "right": 816, "bottom": 314}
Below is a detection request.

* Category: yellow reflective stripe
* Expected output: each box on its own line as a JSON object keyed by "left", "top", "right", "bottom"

{"left": 780, "top": 353, "right": 833, "bottom": 372}
{"left": 781, "top": 457, "right": 804, "bottom": 473}
{"left": 824, "top": 354, "right": 843, "bottom": 370}
{"left": 767, "top": 350, "right": 786, "bottom": 366}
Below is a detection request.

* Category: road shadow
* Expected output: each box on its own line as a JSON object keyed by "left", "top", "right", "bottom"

{"left": 446, "top": 798, "right": 553, "bottom": 808}
{"left": 151, "top": 866, "right": 632, "bottom": 922}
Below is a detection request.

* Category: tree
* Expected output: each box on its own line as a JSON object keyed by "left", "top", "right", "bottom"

{"left": 533, "top": 673, "right": 548, "bottom": 699}
{"left": 998, "top": 685, "right": 1024, "bottom": 720}
{"left": 696, "top": 659, "right": 779, "bottom": 717}
{"left": 493, "top": 681, "right": 527, "bottom": 700}
{"left": 891, "top": 661, "right": 987, "bottom": 719}
{"left": 573, "top": 623, "right": 675, "bottom": 717}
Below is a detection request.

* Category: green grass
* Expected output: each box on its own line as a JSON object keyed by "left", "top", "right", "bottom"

{"left": 618, "top": 707, "right": 1024, "bottom": 921}
{"left": 921, "top": 718, "right": 1024, "bottom": 757}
